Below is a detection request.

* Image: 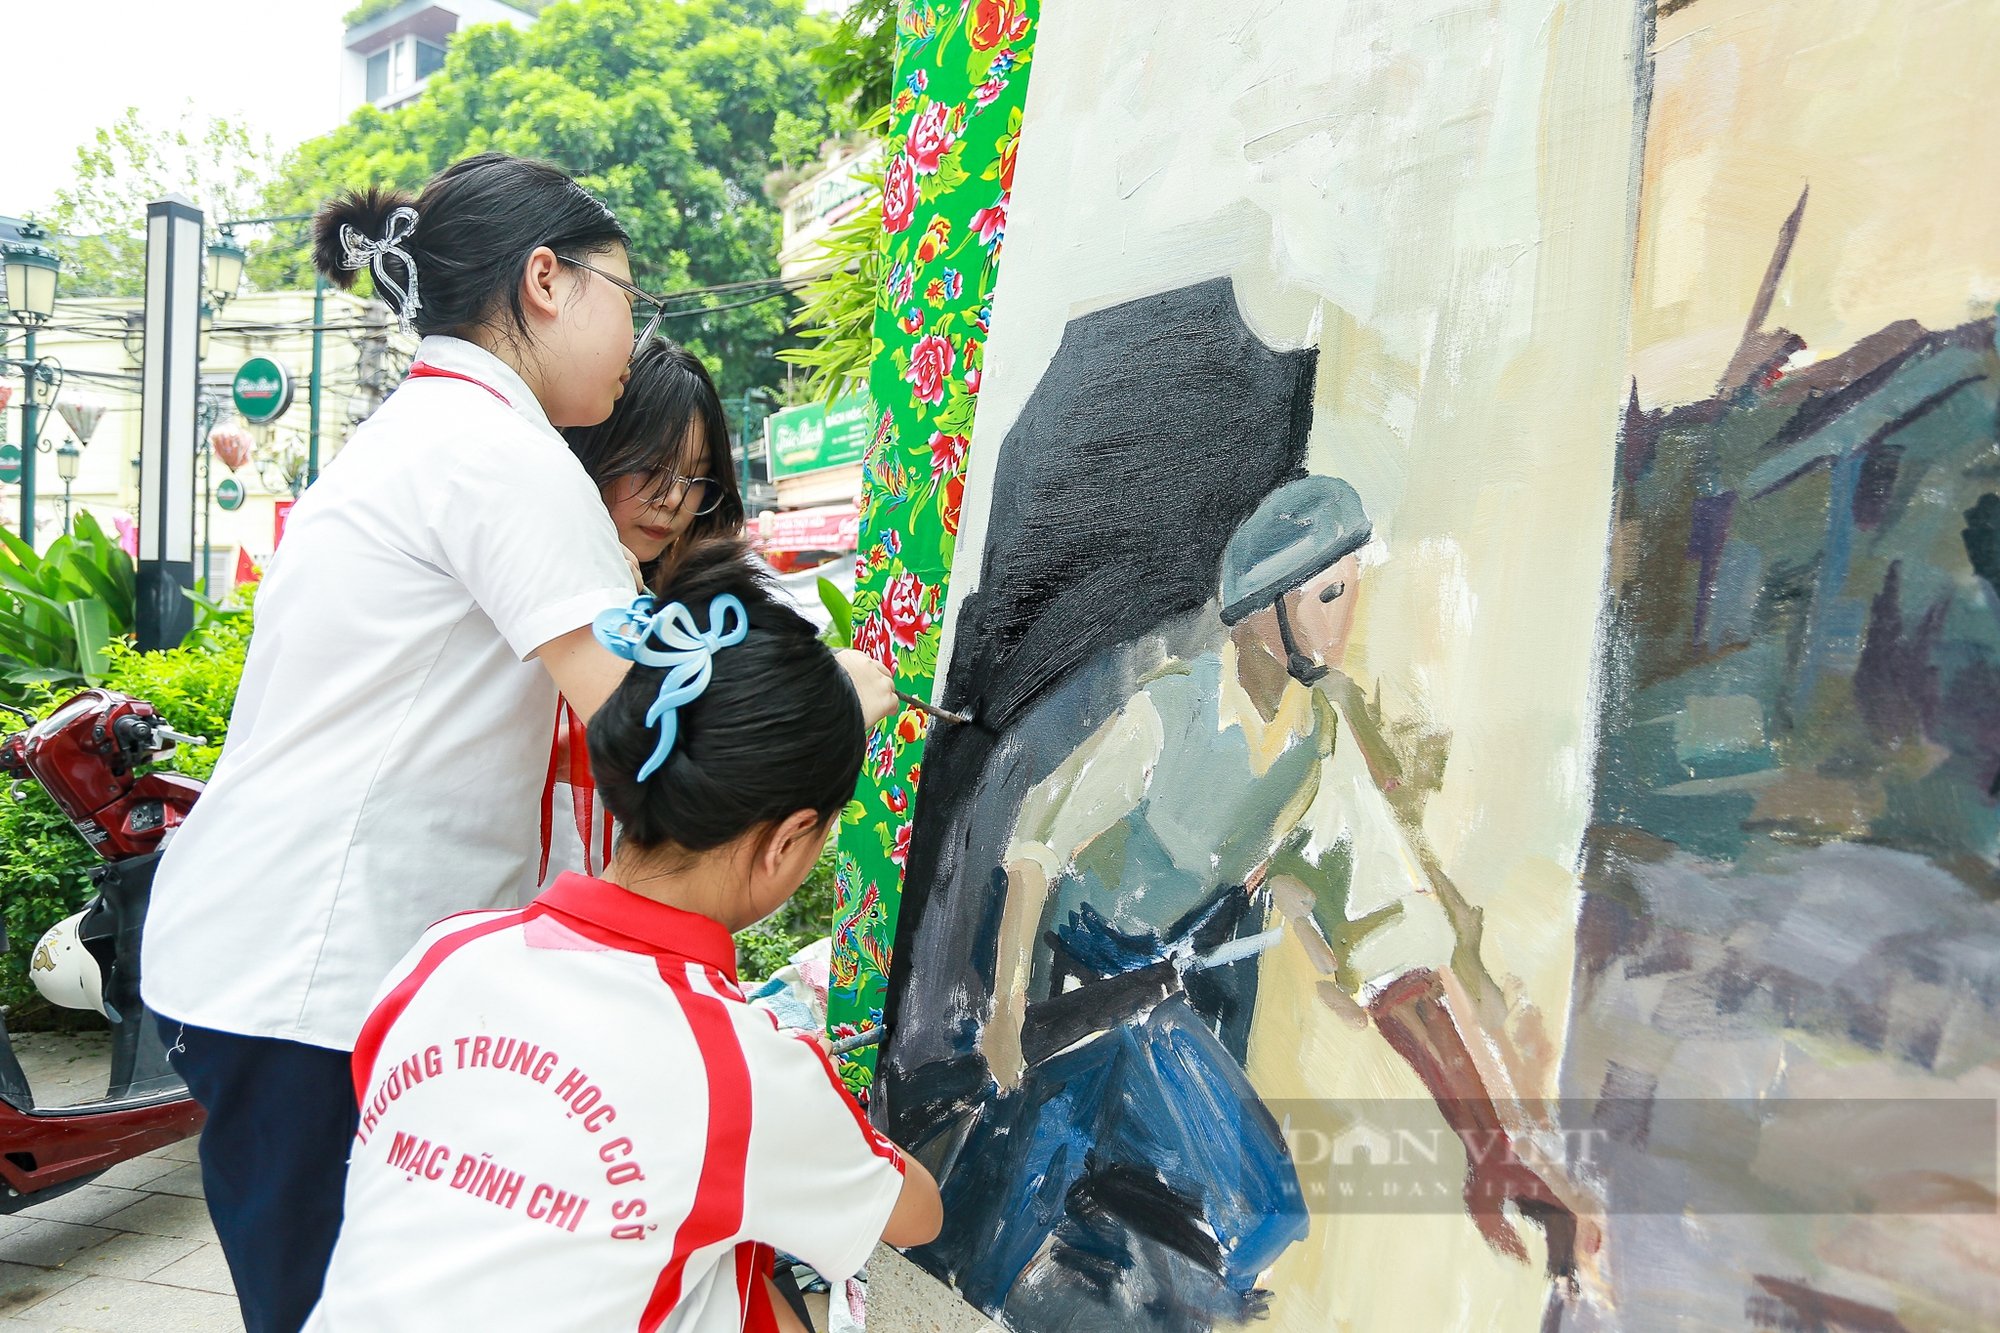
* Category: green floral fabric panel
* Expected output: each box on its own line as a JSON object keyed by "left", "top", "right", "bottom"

{"left": 826, "top": 0, "right": 1040, "bottom": 1091}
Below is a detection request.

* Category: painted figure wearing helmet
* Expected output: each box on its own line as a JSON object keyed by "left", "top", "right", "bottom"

{"left": 1218, "top": 474, "right": 1371, "bottom": 682}
{"left": 937, "top": 475, "right": 1589, "bottom": 1330}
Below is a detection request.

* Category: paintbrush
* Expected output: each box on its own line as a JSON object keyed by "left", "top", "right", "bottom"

{"left": 828, "top": 1026, "right": 885, "bottom": 1058}
{"left": 894, "top": 689, "right": 975, "bottom": 726}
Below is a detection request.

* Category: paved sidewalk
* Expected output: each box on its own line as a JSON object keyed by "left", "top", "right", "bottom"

{"left": 0, "top": 1138, "right": 239, "bottom": 1331}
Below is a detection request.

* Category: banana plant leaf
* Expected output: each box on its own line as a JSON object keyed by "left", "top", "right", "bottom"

{"left": 65, "top": 599, "right": 112, "bottom": 682}
{"left": 818, "top": 577, "right": 855, "bottom": 649}
{"left": 0, "top": 512, "right": 139, "bottom": 700}
{"left": 0, "top": 664, "right": 84, "bottom": 690}
{"left": 0, "top": 610, "right": 71, "bottom": 658}
{"left": 0, "top": 524, "right": 45, "bottom": 580}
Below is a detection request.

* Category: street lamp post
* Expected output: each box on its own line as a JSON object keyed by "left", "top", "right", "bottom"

{"left": 309, "top": 269, "right": 325, "bottom": 485}
{"left": 53, "top": 400, "right": 102, "bottom": 542}
{"left": 253, "top": 432, "right": 307, "bottom": 501}
{"left": 54, "top": 441, "right": 79, "bottom": 536}
{"left": 738, "top": 386, "right": 779, "bottom": 507}
{"left": 193, "top": 392, "right": 239, "bottom": 591}
{"left": 205, "top": 236, "right": 246, "bottom": 306}
{"left": 3, "top": 224, "right": 63, "bottom": 543}
{"left": 194, "top": 235, "right": 251, "bottom": 591}
{"left": 197, "top": 398, "right": 216, "bottom": 590}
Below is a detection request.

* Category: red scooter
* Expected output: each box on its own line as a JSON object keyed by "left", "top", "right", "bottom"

{"left": 0, "top": 689, "right": 207, "bottom": 1211}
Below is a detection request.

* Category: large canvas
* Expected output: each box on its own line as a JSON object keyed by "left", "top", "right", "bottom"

{"left": 869, "top": 0, "right": 2000, "bottom": 1330}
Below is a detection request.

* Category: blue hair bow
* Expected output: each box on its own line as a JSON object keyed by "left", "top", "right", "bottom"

{"left": 591, "top": 593, "right": 749, "bottom": 780}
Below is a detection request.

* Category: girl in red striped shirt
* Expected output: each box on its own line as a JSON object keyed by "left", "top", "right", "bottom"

{"left": 308, "top": 538, "right": 940, "bottom": 1333}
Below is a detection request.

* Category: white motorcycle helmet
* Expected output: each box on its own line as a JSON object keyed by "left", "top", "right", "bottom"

{"left": 30, "top": 911, "right": 108, "bottom": 1019}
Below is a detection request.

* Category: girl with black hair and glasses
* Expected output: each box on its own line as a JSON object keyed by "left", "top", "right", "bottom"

{"left": 138, "top": 153, "right": 896, "bottom": 1333}
{"left": 566, "top": 337, "right": 746, "bottom": 595}
{"left": 545, "top": 338, "right": 748, "bottom": 882}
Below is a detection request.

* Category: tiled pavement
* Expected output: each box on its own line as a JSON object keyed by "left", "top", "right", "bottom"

{"left": 0, "top": 1137, "right": 239, "bottom": 1331}
{"left": 0, "top": 1028, "right": 236, "bottom": 1332}
{"left": 0, "top": 1136, "right": 1011, "bottom": 1331}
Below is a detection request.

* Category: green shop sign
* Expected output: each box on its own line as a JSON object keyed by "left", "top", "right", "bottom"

{"left": 764, "top": 393, "right": 872, "bottom": 479}
{"left": 215, "top": 477, "right": 246, "bottom": 512}
{"left": 232, "top": 356, "right": 294, "bottom": 426}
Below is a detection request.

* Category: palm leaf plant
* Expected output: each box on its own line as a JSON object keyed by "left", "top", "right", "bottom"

{"left": 0, "top": 512, "right": 138, "bottom": 699}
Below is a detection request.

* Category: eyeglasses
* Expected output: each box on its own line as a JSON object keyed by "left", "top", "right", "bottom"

{"left": 558, "top": 254, "right": 667, "bottom": 355}
{"left": 642, "top": 470, "right": 727, "bottom": 518}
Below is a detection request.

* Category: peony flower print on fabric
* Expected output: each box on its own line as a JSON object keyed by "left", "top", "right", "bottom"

{"left": 830, "top": 0, "right": 1041, "bottom": 1091}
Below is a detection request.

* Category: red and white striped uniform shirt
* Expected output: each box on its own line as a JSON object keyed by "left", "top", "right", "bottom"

{"left": 304, "top": 873, "right": 907, "bottom": 1332}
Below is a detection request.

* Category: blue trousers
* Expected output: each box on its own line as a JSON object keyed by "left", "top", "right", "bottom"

{"left": 159, "top": 1019, "right": 358, "bottom": 1333}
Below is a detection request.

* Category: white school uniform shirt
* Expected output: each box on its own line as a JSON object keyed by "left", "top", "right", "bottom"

{"left": 142, "top": 337, "right": 636, "bottom": 1051}
{"left": 306, "top": 873, "right": 908, "bottom": 1333}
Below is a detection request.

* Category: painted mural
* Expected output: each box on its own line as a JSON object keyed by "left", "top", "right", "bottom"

{"left": 867, "top": 0, "right": 2000, "bottom": 1330}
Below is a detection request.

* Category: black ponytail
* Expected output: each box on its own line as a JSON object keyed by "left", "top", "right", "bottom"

{"left": 313, "top": 184, "right": 417, "bottom": 294}
{"left": 587, "top": 537, "right": 863, "bottom": 855}
{"left": 312, "top": 152, "right": 629, "bottom": 340}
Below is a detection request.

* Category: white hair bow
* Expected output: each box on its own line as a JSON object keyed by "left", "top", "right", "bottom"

{"left": 337, "top": 205, "right": 423, "bottom": 335}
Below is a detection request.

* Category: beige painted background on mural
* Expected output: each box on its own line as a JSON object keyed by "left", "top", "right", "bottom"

{"left": 1633, "top": 0, "right": 2000, "bottom": 403}
{"left": 932, "top": 0, "right": 1644, "bottom": 1327}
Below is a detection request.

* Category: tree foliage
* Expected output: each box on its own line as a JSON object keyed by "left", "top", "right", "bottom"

{"left": 811, "top": 0, "right": 896, "bottom": 121}
{"left": 262, "top": 0, "right": 834, "bottom": 397}
{"left": 775, "top": 144, "right": 885, "bottom": 401}
{"left": 45, "top": 108, "right": 279, "bottom": 299}
{"left": 777, "top": 0, "right": 895, "bottom": 401}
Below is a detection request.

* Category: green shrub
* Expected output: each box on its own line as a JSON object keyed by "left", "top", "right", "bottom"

{"left": 0, "top": 786, "right": 103, "bottom": 1030}
{"left": 0, "top": 597, "right": 253, "bottom": 1022}
{"left": 818, "top": 577, "right": 854, "bottom": 650}
{"left": 734, "top": 841, "right": 839, "bottom": 983}
{"left": 0, "top": 513, "right": 138, "bottom": 704}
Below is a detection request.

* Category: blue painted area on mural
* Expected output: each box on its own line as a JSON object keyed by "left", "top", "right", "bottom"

{"left": 925, "top": 998, "right": 1308, "bottom": 1331}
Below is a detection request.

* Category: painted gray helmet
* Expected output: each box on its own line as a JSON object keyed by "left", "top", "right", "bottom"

{"left": 1219, "top": 475, "right": 1372, "bottom": 624}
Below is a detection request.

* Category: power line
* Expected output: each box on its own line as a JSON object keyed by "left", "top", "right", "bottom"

{"left": 656, "top": 275, "right": 811, "bottom": 306}
{"left": 660, "top": 285, "right": 809, "bottom": 320}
